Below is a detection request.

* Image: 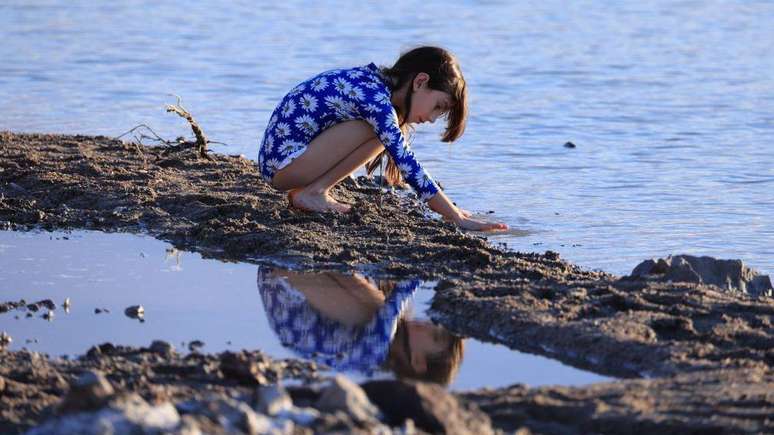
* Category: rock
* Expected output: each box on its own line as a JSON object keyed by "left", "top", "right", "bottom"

{"left": 362, "top": 380, "right": 493, "bottom": 435}
{"left": 176, "top": 397, "right": 273, "bottom": 434}
{"left": 628, "top": 254, "right": 773, "bottom": 297}
{"left": 0, "top": 375, "right": 5, "bottom": 393}
{"left": 315, "top": 375, "right": 380, "bottom": 423}
{"left": 59, "top": 370, "right": 115, "bottom": 413}
{"left": 256, "top": 385, "right": 293, "bottom": 416}
{"left": 124, "top": 305, "right": 145, "bottom": 319}
{"left": 149, "top": 340, "right": 175, "bottom": 355}
{"left": 0, "top": 299, "right": 26, "bottom": 314}
{"left": 26, "top": 299, "right": 56, "bottom": 312}
{"left": 0, "top": 331, "right": 11, "bottom": 347}
{"left": 256, "top": 385, "right": 321, "bottom": 426}
{"left": 188, "top": 339, "right": 205, "bottom": 352}
{"left": 33, "top": 393, "right": 181, "bottom": 435}
{"left": 94, "top": 307, "right": 109, "bottom": 314}
{"left": 63, "top": 297, "right": 71, "bottom": 312}
{"left": 278, "top": 406, "right": 320, "bottom": 426}
{"left": 564, "top": 141, "right": 577, "bottom": 148}
{"left": 42, "top": 309, "right": 54, "bottom": 321}
{"left": 86, "top": 342, "right": 118, "bottom": 358}
{"left": 219, "top": 351, "right": 269, "bottom": 385}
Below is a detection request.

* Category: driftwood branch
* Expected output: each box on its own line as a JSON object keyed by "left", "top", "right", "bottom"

{"left": 117, "top": 124, "right": 173, "bottom": 146}
{"left": 165, "top": 95, "right": 213, "bottom": 161}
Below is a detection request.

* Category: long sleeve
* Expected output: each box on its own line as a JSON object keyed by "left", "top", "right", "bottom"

{"left": 362, "top": 97, "right": 440, "bottom": 201}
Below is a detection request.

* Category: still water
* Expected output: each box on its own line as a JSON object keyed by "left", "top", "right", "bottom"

{"left": 0, "top": 230, "right": 609, "bottom": 390}
{"left": 1, "top": 1, "right": 773, "bottom": 275}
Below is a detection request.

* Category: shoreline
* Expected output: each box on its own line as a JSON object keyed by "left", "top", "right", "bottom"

{"left": 1, "top": 131, "right": 773, "bottom": 432}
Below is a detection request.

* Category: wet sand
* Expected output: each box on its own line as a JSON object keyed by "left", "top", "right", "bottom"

{"left": 1, "top": 132, "right": 773, "bottom": 433}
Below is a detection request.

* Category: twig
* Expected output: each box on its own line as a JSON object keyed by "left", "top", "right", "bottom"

{"left": 117, "top": 124, "right": 172, "bottom": 146}
{"left": 165, "top": 94, "right": 212, "bottom": 161}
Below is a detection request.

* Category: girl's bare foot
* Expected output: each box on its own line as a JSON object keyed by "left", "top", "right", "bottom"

{"left": 289, "top": 188, "right": 351, "bottom": 213}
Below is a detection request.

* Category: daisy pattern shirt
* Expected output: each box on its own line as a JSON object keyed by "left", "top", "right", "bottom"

{"left": 257, "top": 267, "right": 419, "bottom": 375}
{"left": 257, "top": 63, "right": 441, "bottom": 201}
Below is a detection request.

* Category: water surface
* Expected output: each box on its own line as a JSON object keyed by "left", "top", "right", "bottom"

{"left": 0, "top": 230, "right": 610, "bottom": 390}
{"left": 1, "top": 1, "right": 772, "bottom": 275}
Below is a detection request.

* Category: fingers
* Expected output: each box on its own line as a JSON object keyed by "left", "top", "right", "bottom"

{"left": 459, "top": 218, "right": 508, "bottom": 232}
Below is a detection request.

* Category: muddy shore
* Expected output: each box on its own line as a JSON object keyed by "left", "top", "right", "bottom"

{"left": 2, "top": 132, "right": 773, "bottom": 433}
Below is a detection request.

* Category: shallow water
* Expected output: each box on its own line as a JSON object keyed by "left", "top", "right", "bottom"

{"left": 0, "top": 230, "right": 609, "bottom": 390}
{"left": 0, "top": 1, "right": 772, "bottom": 275}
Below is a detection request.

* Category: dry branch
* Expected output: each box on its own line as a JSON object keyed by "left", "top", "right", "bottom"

{"left": 165, "top": 95, "right": 212, "bottom": 161}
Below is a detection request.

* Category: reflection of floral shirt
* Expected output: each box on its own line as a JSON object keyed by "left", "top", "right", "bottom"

{"left": 257, "top": 63, "right": 440, "bottom": 201}
{"left": 257, "top": 269, "right": 419, "bottom": 375}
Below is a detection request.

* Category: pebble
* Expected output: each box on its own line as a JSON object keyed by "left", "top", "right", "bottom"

{"left": 43, "top": 310, "right": 55, "bottom": 321}
{"left": 188, "top": 340, "right": 205, "bottom": 352}
{"left": 124, "top": 305, "right": 144, "bottom": 320}
{"left": 564, "top": 141, "right": 577, "bottom": 148}
{"left": 315, "top": 375, "right": 380, "bottom": 423}
{"left": 58, "top": 370, "right": 115, "bottom": 413}
{"left": 63, "top": 298, "right": 71, "bottom": 312}
{"left": 149, "top": 340, "right": 175, "bottom": 355}
{"left": 0, "top": 331, "right": 12, "bottom": 347}
{"left": 256, "top": 385, "right": 294, "bottom": 416}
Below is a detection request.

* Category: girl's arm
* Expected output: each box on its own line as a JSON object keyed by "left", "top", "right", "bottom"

{"left": 428, "top": 190, "right": 508, "bottom": 232}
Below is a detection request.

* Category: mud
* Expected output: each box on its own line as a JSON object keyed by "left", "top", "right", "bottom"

{"left": 2, "top": 132, "right": 774, "bottom": 433}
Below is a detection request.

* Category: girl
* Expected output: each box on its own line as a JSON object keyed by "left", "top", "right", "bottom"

{"left": 258, "top": 46, "right": 507, "bottom": 232}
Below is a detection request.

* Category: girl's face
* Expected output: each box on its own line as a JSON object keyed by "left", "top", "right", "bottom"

{"left": 409, "top": 73, "right": 453, "bottom": 125}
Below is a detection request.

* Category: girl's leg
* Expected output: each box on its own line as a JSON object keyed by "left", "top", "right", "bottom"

{"left": 272, "top": 121, "right": 384, "bottom": 212}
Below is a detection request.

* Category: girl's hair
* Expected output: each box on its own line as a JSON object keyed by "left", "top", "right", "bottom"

{"left": 385, "top": 319, "right": 465, "bottom": 386}
{"left": 366, "top": 46, "right": 468, "bottom": 187}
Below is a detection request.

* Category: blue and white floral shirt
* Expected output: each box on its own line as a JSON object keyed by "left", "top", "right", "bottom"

{"left": 258, "top": 63, "right": 440, "bottom": 201}
{"left": 257, "top": 268, "right": 419, "bottom": 375}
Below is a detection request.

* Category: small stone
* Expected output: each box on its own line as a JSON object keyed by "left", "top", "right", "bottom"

{"left": 188, "top": 339, "right": 205, "bottom": 352}
{"left": 315, "top": 375, "right": 380, "bottom": 423}
{"left": 59, "top": 370, "right": 115, "bottom": 413}
{"left": 255, "top": 385, "right": 293, "bottom": 416}
{"left": 62, "top": 298, "right": 71, "bottom": 313}
{"left": 87, "top": 342, "right": 117, "bottom": 358}
{"left": 42, "top": 310, "right": 55, "bottom": 321}
{"left": 124, "top": 305, "right": 144, "bottom": 320}
{"left": 149, "top": 340, "right": 175, "bottom": 355}
{"left": 0, "top": 331, "right": 12, "bottom": 347}
{"left": 362, "top": 380, "right": 493, "bottom": 434}
{"left": 564, "top": 141, "right": 577, "bottom": 148}
{"left": 219, "top": 351, "right": 269, "bottom": 385}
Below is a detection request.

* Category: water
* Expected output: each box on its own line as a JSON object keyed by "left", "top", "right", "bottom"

{"left": 0, "top": 230, "right": 610, "bottom": 390}
{"left": 1, "top": 1, "right": 772, "bottom": 275}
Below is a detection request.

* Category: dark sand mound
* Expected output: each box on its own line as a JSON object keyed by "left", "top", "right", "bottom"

{"left": 2, "top": 132, "right": 773, "bottom": 433}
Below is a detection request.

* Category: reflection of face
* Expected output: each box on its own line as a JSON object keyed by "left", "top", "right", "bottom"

{"left": 407, "top": 321, "right": 451, "bottom": 373}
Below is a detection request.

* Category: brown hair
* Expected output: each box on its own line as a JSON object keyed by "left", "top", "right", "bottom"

{"left": 385, "top": 319, "right": 465, "bottom": 386}
{"left": 366, "top": 46, "right": 468, "bottom": 187}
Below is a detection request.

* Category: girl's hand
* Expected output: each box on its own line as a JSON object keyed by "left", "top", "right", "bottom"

{"left": 457, "top": 208, "right": 473, "bottom": 219}
{"left": 454, "top": 215, "right": 509, "bottom": 232}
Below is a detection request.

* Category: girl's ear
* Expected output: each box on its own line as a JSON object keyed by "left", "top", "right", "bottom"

{"left": 413, "top": 72, "right": 430, "bottom": 91}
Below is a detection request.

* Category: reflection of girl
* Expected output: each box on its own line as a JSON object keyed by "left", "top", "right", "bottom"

{"left": 257, "top": 267, "right": 463, "bottom": 385}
